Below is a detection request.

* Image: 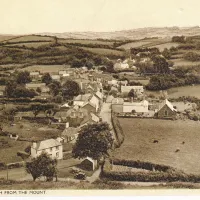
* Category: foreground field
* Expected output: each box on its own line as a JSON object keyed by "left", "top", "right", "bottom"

{"left": 114, "top": 118, "right": 200, "bottom": 174}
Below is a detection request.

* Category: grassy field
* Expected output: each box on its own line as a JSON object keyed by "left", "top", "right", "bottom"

{"left": 80, "top": 47, "right": 124, "bottom": 56}
{"left": 119, "top": 41, "right": 152, "bottom": 49}
{"left": 114, "top": 118, "right": 200, "bottom": 174}
{"left": 151, "top": 42, "right": 179, "bottom": 51}
{"left": 5, "top": 42, "right": 52, "bottom": 48}
{"left": 58, "top": 38, "right": 114, "bottom": 45}
{"left": 18, "top": 64, "right": 70, "bottom": 73}
{"left": 0, "top": 35, "right": 17, "bottom": 42}
{"left": 2, "top": 35, "right": 53, "bottom": 43}
{"left": 0, "top": 136, "right": 30, "bottom": 163}
{"left": 146, "top": 85, "right": 200, "bottom": 99}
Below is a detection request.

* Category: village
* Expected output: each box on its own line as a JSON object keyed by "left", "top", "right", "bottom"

{"left": 0, "top": 54, "right": 199, "bottom": 184}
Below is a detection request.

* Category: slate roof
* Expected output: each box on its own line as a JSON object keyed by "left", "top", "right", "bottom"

{"left": 32, "top": 139, "right": 61, "bottom": 151}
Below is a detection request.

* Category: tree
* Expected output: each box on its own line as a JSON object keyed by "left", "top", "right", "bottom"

{"left": 162, "top": 48, "right": 171, "bottom": 59}
{"left": 152, "top": 55, "right": 170, "bottom": 74}
{"left": 26, "top": 152, "right": 57, "bottom": 181}
{"left": 62, "top": 79, "right": 80, "bottom": 99}
{"left": 41, "top": 73, "right": 52, "bottom": 85}
{"left": 48, "top": 81, "right": 61, "bottom": 96}
{"left": 128, "top": 89, "right": 135, "bottom": 99}
{"left": 72, "top": 122, "right": 113, "bottom": 160}
{"left": 16, "top": 71, "right": 31, "bottom": 84}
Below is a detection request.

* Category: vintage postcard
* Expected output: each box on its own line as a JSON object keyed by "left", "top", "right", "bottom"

{"left": 0, "top": 0, "right": 200, "bottom": 197}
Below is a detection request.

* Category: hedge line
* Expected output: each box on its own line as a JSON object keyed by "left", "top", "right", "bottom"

{"left": 102, "top": 170, "right": 200, "bottom": 182}
{"left": 111, "top": 112, "right": 124, "bottom": 148}
{"left": 112, "top": 159, "right": 175, "bottom": 172}
{"left": 0, "top": 162, "right": 24, "bottom": 170}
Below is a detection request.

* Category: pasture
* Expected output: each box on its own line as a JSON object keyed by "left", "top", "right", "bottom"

{"left": 58, "top": 38, "right": 114, "bottom": 46}
{"left": 18, "top": 64, "right": 70, "bottom": 73}
{"left": 114, "top": 118, "right": 200, "bottom": 174}
{"left": 151, "top": 42, "right": 179, "bottom": 51}
{"left": 0, "top": 35, "right": 17, "bottom": 42}
{"left": 2, "top": 35, "right": 53, "bottom": 43}
{"left": 146, "top": 85, "right": 200, "bottom": 99}
{"left": 5, "top": 42, "right": 51, "bottom": 48}
{"left": 80, "top": 47, "right": 124, "bottom": 56}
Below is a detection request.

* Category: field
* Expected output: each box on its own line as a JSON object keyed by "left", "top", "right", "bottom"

{"left": 172, "top": 58, "right": 200, "bottom": 67}
{"left": 0, "top": 35, "right": 17, "bottom": 42}
{"left": 58, "top": 38, "right": 114, "bottom": 46}
{"left": 151, "top": 42, "right": 179, "bottom": 51}
{"left": 114, "top": 118, "right": 200, "bottom": 174}
{"left": 119, "top": 41, "right": 152, "bottom": 49}
{"left": 2, "top": 35, "right": 53, "bottom": 43}
{"left": 18, "top": 64, "right": 70, "bottom": 73}
{"left": 5, "top": 42, "right": 51, "bottom": 48}
{"left": 147, "top": 85, "right": 200, "bottom": 99}
{"left": 80, "top": 47, "right": 124, "bottom": 56}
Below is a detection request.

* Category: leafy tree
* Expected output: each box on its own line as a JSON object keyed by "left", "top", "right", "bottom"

{"left": 62, "top": 79, "right": 80, "bottom": 99}
{"left": 152, "top": 55, "right": 170, "bottom": 74}
{"left": 162, "top": 48, "right": 171, "bottom": 59}
{"left": 41, "top": 73, "right": 52, "bottom": 85}
{"left": 16, "top": 71, "right": 31, "bottom": 84}
{"left": 48, "top": 81, "right": 61, "bottom": 96}
{"left": 71, "top": 58, "right": 83, "bottom": 68}
{"left": 26, "top": 152, "right": 57, "bottom": 181}
{"left": 72, "top": 122, "right": 113, "bottom": 160}
{"left": 128, "top": 89, "right": 135, "bottom": 99}
{"left": 172, "top": 36, "right": 185, "bottom": 43}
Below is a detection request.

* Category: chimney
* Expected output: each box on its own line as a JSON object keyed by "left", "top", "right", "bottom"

{"left": 80, "top": 81, "right": 83, "bottom": 90}
{"left": 66, "top": 122, "right": 69, "bottom": 128}
{"left": 32, "top": 142, "right": 37, "bottom": 149}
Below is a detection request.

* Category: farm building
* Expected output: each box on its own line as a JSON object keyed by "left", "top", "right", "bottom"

{"left": 80, "top": 157, "right": 98, "bottom": 171}
{"left": 155, "top": 99, "right": 177, "bottom": 120}
{"left": 82, "top": 102, "right": 96, "bottom": 113}
{"left": 123, "top": 100, "right": 149, "bottom": 113}
{"left": 31, "top": 138, "right": 63, "bottom": 160}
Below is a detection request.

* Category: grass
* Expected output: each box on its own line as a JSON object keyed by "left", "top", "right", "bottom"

{"left": 5, "top": 41, "right": 52, "bottom": 48}
{"left": 119, "top": 41, "right": 152, "bottom": 49}
{"left": 114, "top": 118, "right": 200, "bottom": 174}
{"left": 172, "top": 58, "right": 200, "bottom": 67}
{"left": 18, "top": 64, "right": 70, "bottom": 73}
{"left": 0, "top": 136, "right": 30, "bottom": 163}
{"left": 0, "top": 35, "right": 17, "bottom": 42}
{"left": 2, "top": 35, "right": 53, "bottom": 43}
{"left": 150, "top": 42, "right": 179, "bottom": 51}
{"left": 147, "top": 85, "right": 200, "bottom": 99}
{"left": 80, "top": 47, "right": 124, "bottom": 56}
{"left": 58, "top": 38, "right": 114, "bottom": 45}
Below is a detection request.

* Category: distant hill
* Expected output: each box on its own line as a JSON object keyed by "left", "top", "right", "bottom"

{"left": 39, "top": 26, "right": 200, "bottom": 40}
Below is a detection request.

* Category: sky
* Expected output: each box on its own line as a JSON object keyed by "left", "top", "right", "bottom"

{"left": 0, "top": 0, "right": 200, "bottom": 34}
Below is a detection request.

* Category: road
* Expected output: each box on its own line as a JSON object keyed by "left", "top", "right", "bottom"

{"left": 100, "top": 102, "right": 116, "bottom": 141}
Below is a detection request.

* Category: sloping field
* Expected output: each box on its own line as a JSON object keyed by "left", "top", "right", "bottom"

{"left": 4, "top": 41, "right": 51, "bottom": 48}
{"left": 0, "top": 35, "right": 17, "bottom": 42}
{"left": 58, "top": 38, "right": 114, "bottom": 45}
{"left": 80, "top": 47, "right": 124, "bottom": 56}
{"left": 19, "top": 64, "right": 70, "bottom": 73}
{"left": 151, "top": 42, "right": 179, "bottom": 51}
{"left": 119, "top": 41, "right": 152, "bottom": 49}
{"left": 2, "top": 35, "right": 53, "bottom": 43}
{"left": 172, "top": 58, "right": 200, "bottom": 67}
{"left": 115, "top": 118, "right": 200, "bottom": 174}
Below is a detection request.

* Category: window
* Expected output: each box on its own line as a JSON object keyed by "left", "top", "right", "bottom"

{"left": 56, "top": 152, "right": 59, "bottom": 158}
{"left": 79, "top": 112, "right": 84, "bottom": 118}
{"left": 56, "top": 146, "right": 59, "bottom": 151}
{"left": 164, "top": 110, "right": 168, "bottom": 116}
{"left": 50, "top": 147, "right": 53, "bottom": 152}
{"left": 71, "top": 112, "right": 76, "bottom": 118}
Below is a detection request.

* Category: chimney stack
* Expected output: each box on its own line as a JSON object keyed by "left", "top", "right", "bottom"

{"left": 66, "top": 122, "right": 69, "bottom": 128}
{"left": 32, "top": 142, "right": 37, "bottom": 149}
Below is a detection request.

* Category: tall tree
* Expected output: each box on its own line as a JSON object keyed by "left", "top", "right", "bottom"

{"left": 72, "top": 122, "right": 113, "bottom": 160}
{"left": 152, "top": 55, "right": 170, "bottom": 74}
{"left": 41, "top": 73, "right": 52, "bottom": 85}
{"left": 62, "top": 79, "right": 80, "bottom": 99}
{"left": 16, "top": 71, "right": 31, "bottom": 84}
{"left": 26, "top": 152, "right": 57, "bottom": 181}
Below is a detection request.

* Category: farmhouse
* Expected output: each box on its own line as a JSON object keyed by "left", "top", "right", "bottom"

{"left": 123, "top": 100, "right": 149, "bottom": 113}
{"left": 121, "top": 85, "right": 144, "bottom": 97}
{"left": 82, "top": 102, "right": 96, "bottom": 113}
{"left": 155, "top": 99, "right": 177, "bottom": 119}
{"left": 89, "top": 95, "right": 100, "bottom": 112}
{"left": 73, "top": 94, "right": 92, "bottom": 107}
{"left": 31, "top": 139, "right": 63, "bottom": 160}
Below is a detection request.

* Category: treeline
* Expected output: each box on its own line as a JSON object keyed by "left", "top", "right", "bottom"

{"left": 146, "top": 74, "right": 200, "bottom": 90}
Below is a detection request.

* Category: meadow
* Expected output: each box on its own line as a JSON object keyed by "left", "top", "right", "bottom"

{"left": 114, "top": 118, "right": 200, "bottom": 174}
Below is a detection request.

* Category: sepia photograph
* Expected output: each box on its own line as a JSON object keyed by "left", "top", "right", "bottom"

{"left": 0, "top": 0, "right": 200, "bottom": 195}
